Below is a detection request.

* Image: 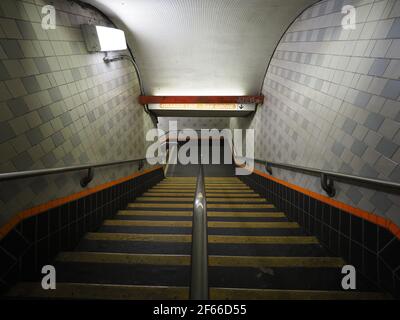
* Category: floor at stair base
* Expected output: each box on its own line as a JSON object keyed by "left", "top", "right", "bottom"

{"left": 6, "top": 283, "right": 189, "bottom": 300}
{"left": 208, "top": 266, "right": 380, "bottom": 291}
{"left": 5, "top": 283, "right": 388, "bottom": 300}
{"left": 210, "top": 288, "right": 389, "bottom": 300}
{"left": 49, "top": 262, "right": 190, "bottom": 287}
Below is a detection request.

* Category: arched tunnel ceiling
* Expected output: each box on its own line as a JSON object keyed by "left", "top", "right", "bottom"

{"left": 82, "top": 0, "right": 318, "bottom": 95}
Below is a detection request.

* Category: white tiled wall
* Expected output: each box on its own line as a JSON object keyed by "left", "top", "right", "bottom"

{"left": 231, "top": 0, "right": 400, "bottom": 226}
{"left": 0, "top": 0, "right": 155, "bottom": 226}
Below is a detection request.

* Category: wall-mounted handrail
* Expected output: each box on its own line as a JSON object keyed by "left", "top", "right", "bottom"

{"left": 190, "top": 164, "right": 209, "bottom": 300}
{"left": 235, "top": 155, "right": 400, "bottom": 196}
{"left": 0, "top": 157, "right": 148, "bottom": 187}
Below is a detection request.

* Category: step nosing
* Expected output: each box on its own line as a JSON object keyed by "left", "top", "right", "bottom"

{"left": 103, "top": 220, "right": 298, "bottom": 228}
{"left": 55, "top": 252, "right": 344, "bottom": 268}
{"left": 85, "top": 233, "right": 318, "bottom": 244}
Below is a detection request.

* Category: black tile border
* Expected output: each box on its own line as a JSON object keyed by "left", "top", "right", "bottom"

{"left": 240, "top": 172, "right": 400, "bottom": 299}
{"left": 0, "top": 167, "right": 164, "bottom": 293}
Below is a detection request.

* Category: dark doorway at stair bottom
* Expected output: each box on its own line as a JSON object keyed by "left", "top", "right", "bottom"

{"left": 167, "top": 139, "right": 235, "bottom": 177}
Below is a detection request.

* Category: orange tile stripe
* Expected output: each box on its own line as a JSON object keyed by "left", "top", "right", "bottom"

{"left": 250, "top": 167, "right": 400, "bottom": 240}
{"left": 0, "top": 165, "right": 163, "bottom": 240}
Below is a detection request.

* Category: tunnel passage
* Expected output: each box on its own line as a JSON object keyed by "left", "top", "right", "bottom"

{"left": 0, "top": 0, "right": 399, "bottom": 300}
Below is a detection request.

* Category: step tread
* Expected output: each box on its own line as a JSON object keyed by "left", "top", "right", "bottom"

{"left": 55, "top": 252, "right": 344, "bottom": 268}
{"left": 103, "top": 220, "right": 299, "bottom": 229}
{"left": 118, "top": 210, "right": 284, "bottom": 217}
{"left": 85, "top": 232, "right": 318, "bottom": 244}
{"left": 6, "top": 283, "right": 189, "bottom": 300}
{"left": 210, "top": 287, "right": 390, "bottom": 300}
{"left": 7, "top": 283, "right": 387, "bottom": 300}
{"left": 135, "top": 197, "right": 267, "bottom": 203}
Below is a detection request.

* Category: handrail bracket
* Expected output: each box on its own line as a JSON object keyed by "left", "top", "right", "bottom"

{"left": 265, "top": 162, "right": 273, "bottom": 175}
{"left": 80, "top": 168, "right": 94, "bottom": 188}
{"left": 321, "top": 173, "right": 335, "bottom": 197}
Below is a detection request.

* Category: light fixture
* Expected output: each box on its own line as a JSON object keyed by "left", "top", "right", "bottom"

{"left": 159, "top": 104, "right": 238, "bottom": 110}
{"left": 81, "top": 25, "right": 127, "bottom": 52}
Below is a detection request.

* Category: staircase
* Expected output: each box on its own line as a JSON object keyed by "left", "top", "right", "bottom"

{"left": 6, "top": 176, "right": 387, "bottom": 299}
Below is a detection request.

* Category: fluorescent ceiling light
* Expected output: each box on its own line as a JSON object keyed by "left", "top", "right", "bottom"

{"left": 159, "top": 104, "right": 240, "bottom": 110}
{"left": 81, "top": 25, "right": 127, "bottom": 52}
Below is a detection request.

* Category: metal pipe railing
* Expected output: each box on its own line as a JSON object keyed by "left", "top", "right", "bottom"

{"left": 0, "top": 157, "right": 148, "bottom": 187}
{"left": 235, "top": 155, "right": 400, "bottom": 196}
{"left": 190, "top": 164, "right": 209, "bottom": 300}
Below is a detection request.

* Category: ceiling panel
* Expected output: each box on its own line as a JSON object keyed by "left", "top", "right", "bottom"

{"left": 82, "top": 0, "right": 318, "bottom": 95}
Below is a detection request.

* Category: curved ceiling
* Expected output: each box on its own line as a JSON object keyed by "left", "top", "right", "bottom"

{"left": 82, "top": 0, "right": 318, "bottom": 95}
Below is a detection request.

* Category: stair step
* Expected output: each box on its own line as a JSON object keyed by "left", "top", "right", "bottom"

{"left": 208, "top": 235, "right": 318, "bottom": 244}
{"left": 208, "top": 211, "right": 285, "bottom": 218}
{"left": 85, "top": 232, "right": 317, "bottom": 244}
{"left": 208, "top": 255, "right": 344, "bottom": 268}
{"left": 147, "top": 189, "right": 256, "bottom": 193}
{"left": 6, "top": 283, "right": 189, "bottom": 300}
{"left": 208, "top": 221, "right": 299, "bottom": 229}
{"left": 152, "top": 185, "right": 196, "bottom": 188}
{"left": 206, "top": 193, "right": 260, "bottom": 197}
{"left": 210, "top": 287, "right": 389, "bottom": 300}
{"left": 118, "top": 210, "right": 193, "bottom": 216}
{"left": 205, "top": 177, "right": 241, "bottom": 179}
{"left": 56, "top": 252, "right": 191, "bottom": 266}
{"left": 6, "top": 283, "right": 387, "bottom": 300}
{"left": 136, "top": 197, "right": 193, "bottom": 202}
{"left": 104, "top": 220, "right": 192, "bottom": 227}
{"left": 135, "top": 197, "right": 267, "bottom": 203}
{"left": 209, "top": 265, "right": 378, "bottom": 291}
{"left": 142, "top": 193, "right": 195, "bottom": 197}
{"left": 85, "top": 232, "right": 192, "bottom": 242}
{"left": 158, "top": 183, "right": 245, "bottom": 186}
{"left": 128, "top": 203, "right": 193, "bottom": 208}
{"left": 55, "top": 252, "right": 343, "bottom": 268}
{"left": 118, "top": 210, "right": 284, "bottom": 218}
{"left": 151, "top": 186, "right": 251, "bottom": 190}
{"left": 207, "top": 198, "right": 266, "bottom": 203}
{"left": 157, "top": 183, "right": 196, "bottom": 186}
{"left": 208, "top": 204, "right": 274, "bottom": 209}
{"left": 78, "top": 239, "right": 327, "bottom": 257}
{"left": 143, "top": 192, "right": 260, "bottom": 197}
{"left": 103, "top": 220, "right": 299, "bottom": 229}
{"left": 127, "top": 203, "right": 274, "bottom": 209}
{"left": 77, "top": 239, "right": 192, "bottom": 255}
{"left": 206, "top": 185, "right": 247, "bottom": 188}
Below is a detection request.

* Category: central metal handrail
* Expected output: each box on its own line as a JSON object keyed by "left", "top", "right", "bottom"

{"left": 190, "top": 164, "right": 209, "bottom": 300}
